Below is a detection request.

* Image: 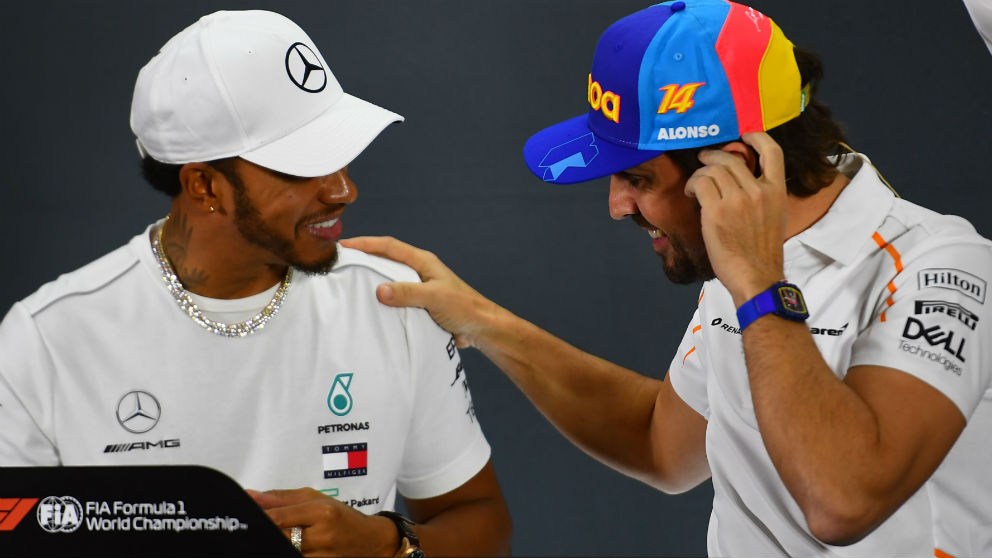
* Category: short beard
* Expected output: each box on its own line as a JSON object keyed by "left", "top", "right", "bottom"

{"left": 660, "top": 229, "right": 715, "bottom": 284}
{"left": 227, "top": 171, "right": 338, "bottom": 276}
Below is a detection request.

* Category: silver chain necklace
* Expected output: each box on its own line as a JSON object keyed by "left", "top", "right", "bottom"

{"left": 151, "top": 217, "right": 292, "bottom": 338}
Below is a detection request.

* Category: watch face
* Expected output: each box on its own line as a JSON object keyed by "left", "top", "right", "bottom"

{"left": 777, "top": 285, "right": 808, "bottom": 314}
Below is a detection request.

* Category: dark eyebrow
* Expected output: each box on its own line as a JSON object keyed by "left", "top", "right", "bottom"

{"left": 615, "top": 169, "right": 649, "bottom": 181}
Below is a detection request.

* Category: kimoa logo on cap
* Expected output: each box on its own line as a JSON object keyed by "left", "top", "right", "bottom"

{"left": 285, "top": 42, "right": 327, "bottom": 93}
{"left": 587, "top": 74, "right": 620, "bottom": 123}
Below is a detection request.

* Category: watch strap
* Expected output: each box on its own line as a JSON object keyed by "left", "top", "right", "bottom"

{"left": 736, "top": 281, "right": 808, "bottom": 330}
{"left": 376, "top": 510, "right": 423, "bottom": 557}
{"left": 736, "top": 288, "right": 778, "bottom": 331}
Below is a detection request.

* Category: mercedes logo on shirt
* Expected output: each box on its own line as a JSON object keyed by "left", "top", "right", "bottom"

{"left": 116, "top": 390, "right": 162, "bottom": 434}
{"left": 285, "top": 42, "right": 327, "bottom": 92}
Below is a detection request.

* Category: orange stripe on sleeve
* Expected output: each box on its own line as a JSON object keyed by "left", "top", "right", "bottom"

{"left": 692, "top": 325, "right": 702, "bottom": 334}
{"left": 872, "top": 232, "right": 904, "bottom": 323}
{"left": 682, "top": 346, "right": 697, "bottom": 364}
{"left": 873, "top": 231, "right": 904, "bottom": 272}
{"left": 934, "top": 548, "right": 956, "bottom": 558}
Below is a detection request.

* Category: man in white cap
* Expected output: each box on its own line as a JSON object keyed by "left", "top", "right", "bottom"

{"left": 0, "top": 10, "right": 510, "bottom": 557}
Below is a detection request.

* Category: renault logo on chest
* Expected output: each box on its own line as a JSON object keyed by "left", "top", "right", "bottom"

{"left": 116, "top": 390, "right": 161, "bottom": 434}
{"left": 285, "top": 42, "right": 327, "bottom": 92}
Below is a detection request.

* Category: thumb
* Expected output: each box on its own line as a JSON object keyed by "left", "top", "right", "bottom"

{"left": 376, "top": 281, "right": 428, "bottom": 309}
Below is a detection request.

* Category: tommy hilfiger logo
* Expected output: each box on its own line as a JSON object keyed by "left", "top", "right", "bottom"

{"left": 322, "top": 443, "right": 368, "bottom": 479}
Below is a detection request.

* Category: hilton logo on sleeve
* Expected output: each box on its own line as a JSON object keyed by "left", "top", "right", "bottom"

{"left": 918, "top": 268, "right": 987, "bottom": 304}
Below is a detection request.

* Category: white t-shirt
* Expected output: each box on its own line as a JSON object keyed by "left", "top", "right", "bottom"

{"left": 669, "top": 154, "right": 992, "bottom": 557}
{"left": 0, "top": 225, "right": 491, "bottom": 512}
{"left": 963, "top": 0, "right": 992, "bottom": 56}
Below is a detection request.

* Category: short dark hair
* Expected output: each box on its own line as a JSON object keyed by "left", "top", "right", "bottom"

{"left": 667, "top": 46, "right": 847, "bottom": 198}
{"left": 139, "top": 156, "right": 243, "bottom": 197}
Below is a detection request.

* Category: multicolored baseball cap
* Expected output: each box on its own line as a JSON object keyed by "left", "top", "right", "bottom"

{"left": 523, "top": 0, "right": 807, "bottom": 184}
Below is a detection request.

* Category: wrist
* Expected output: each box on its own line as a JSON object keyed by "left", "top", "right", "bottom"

{"left": 729, "top": 274, "right": 786, "bottom": 308}
{"left": 375, "top": 511, "right": 424, "bottom": 558}
{"left": 468, "top": 301, "right": 515, "bottom": 352}
{"left": 372, "top": 514, "right": 401, "bottom": 557}
{"left": 736, "top": 281, "right": 809, "bottom": 331}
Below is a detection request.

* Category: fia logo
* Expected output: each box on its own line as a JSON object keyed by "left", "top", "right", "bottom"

{"left": 36, "top": 496, "right": 83, "bottom": 533}
{"left": 327, "top": 373, "right": 354, "bottom": 416}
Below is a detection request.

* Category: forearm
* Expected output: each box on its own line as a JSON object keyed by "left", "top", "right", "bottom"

{"left": 742, "top": 316, "right": 947, "bottom": 543}
{"left": 410, "top": 496, "right": 511, "bottom": 557}
{"left": 471, "top": 303, "right": 698, "bottom": 489}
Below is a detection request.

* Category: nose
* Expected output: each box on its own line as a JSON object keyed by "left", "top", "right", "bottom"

{"left": 317, "top": 169, "right": 358, "bottom": 205}
{"left": 608, "top": 175, "right": 636, "bottom": 220}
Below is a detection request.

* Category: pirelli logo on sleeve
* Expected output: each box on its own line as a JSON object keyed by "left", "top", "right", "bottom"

{"left": 915, "top": 300, "right": 979, "bottom": 330}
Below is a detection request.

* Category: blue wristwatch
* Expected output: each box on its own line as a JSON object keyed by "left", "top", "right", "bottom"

{"left": 736, "top": 281, "right": 809, "bottom": 330}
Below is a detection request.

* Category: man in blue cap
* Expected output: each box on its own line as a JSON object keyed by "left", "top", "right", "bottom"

{"left": 347, "top": 1, "right": 992, "bottom": 556}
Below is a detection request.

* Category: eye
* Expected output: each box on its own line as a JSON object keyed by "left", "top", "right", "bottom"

{"left": 627, "top": 175, "right": 651, "bottom": 191}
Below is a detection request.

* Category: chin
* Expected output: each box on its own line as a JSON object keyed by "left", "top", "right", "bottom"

{"left": 290, "top": 249, "right": 339, "bottom": 276}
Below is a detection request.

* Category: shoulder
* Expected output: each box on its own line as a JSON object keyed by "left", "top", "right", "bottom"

{"left": 881, "top": 198, "right": 992, "bottom": 261}
{"left": 20, "top": 240, "right": 143, "bottom": 317}
{"left": 330, "top": 245, "right": 423, "bottom": 284}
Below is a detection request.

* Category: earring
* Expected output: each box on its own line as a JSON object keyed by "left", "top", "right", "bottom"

{"left": 209, "top": 206, "right": 216, "bottom": 214}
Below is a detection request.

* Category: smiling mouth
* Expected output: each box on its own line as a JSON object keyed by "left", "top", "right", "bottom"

{"left": 308, "top": 217, "right": 339, "bottom": 229}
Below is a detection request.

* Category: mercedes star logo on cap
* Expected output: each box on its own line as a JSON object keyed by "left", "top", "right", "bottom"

{"left": 116, "top": 390, "right": 162, "bottom": 434}
{"left": 285, "top": 42, "right": 327, "bottom": 92}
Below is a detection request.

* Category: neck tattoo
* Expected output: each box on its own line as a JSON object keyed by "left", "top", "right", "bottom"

{"left": 151, "top": 216, "right": 293, "bottom": 337}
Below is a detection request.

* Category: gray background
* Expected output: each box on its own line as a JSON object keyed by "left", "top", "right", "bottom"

{"left": 2, "top": 1, "right": 990, "bottom": 556}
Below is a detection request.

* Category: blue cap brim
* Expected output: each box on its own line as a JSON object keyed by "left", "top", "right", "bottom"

{"left": 523, "top": 114, "right": 663, "bottom": 185}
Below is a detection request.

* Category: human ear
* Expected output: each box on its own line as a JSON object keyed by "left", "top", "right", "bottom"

{"left": 720, "top": 141, "right": 759, "bottom": 175}
{"left": 178, "top": 163, "right": 224, "bottom": 215}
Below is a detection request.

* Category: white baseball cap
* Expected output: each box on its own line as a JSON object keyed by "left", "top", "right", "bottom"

{"left": 130, "top": 10, "right": 403, "bottom": 177}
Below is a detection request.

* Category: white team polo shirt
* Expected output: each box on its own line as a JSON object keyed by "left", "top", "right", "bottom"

{"left": 669, "top": 154, "right": 992, "bottom": 557}
{"left": 0, "top": 227, "right": 491, "bottom": 512}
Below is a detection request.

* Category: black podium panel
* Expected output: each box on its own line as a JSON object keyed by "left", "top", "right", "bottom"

{"left": 0, "top": 466, "right": 299, "bottom": 557}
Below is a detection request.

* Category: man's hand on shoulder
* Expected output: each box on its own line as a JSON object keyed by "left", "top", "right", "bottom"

{"left": 248, "top": 488, "right": 399, "bottom": 557}
{"left": 340, "top": 236, "right": 502, "bottom": 350}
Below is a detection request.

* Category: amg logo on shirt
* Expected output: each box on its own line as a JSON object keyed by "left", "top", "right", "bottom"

{"left": 901, "top": 317, "right": 967, "bottom": 362}
{"left": 322, "top": 443, "right": 368, "bottom": 479}
{"left": 103, "top": 439, "right": 180, "bottom": 453}
{"left": 914, "top": 300, "right": 979, "bottom": 330}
